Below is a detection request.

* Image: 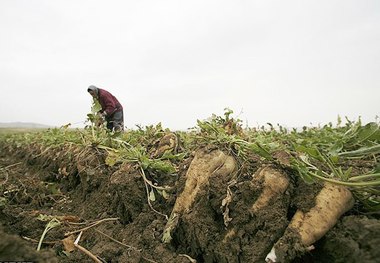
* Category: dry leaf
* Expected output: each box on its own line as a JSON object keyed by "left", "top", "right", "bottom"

{"left": 57, "top": 215, "right": 81, "bottom": 223}
{"left": 62, "top": 235, "right": 76, "bottom": 253}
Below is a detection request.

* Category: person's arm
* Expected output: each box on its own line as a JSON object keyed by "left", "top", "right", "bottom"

{"left": 99, "top": 91, "right": 118, "bottom": 116}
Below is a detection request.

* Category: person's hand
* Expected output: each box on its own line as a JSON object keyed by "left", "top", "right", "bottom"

{"left": 97, "top": 111, "right": 107, "bottom": 118}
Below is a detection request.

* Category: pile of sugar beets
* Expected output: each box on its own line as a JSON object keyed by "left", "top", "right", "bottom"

{"left": 1, "top": 111, "right": 379, "bottom": 263}
{"left": 163, "top": 148, "right": 353, "bottom": 262}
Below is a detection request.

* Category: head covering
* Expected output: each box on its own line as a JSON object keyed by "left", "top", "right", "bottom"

{"left": 87, "top": 85, "right": 99, "bottom": 96}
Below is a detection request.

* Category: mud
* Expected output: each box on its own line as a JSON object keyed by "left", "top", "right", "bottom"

{"left": 0, "top": 141, "right": 379, "bottom": 263}
{"left": 314, "top": 215, "right": 380, "bottom": 263}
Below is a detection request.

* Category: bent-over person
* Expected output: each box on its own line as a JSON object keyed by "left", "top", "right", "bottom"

{"left": 87, "top": 85, "right": 124, "bottom": 131}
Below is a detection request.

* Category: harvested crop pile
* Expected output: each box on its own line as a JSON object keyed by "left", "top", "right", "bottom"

{"left": 0, "top": 110, "right": 379, "bottom": 262}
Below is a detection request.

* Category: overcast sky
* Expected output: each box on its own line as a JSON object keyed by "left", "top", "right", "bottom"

{"left": 0, "top": 0, "right": 379, "bottom": 130}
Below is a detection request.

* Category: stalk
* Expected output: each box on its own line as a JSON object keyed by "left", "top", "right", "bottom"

{"left": 37, "top": 218, "right": 61, "bottom": 251}
{"left": 349, "top": 173, "right": 380, "bottom": 182}
{"left": 338, "top": 144, "right": 380, "bottom": 157}
{"left": 308, "top": 172, "right": 380, "bottom": 187}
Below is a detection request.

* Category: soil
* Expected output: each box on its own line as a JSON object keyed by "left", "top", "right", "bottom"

{"left": 0, "top": 142, "right": 379, "bottom": 263}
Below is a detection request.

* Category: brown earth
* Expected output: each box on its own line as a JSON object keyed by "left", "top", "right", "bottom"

{"left": 0, "top": 143, "right": 379, "bottom": 263}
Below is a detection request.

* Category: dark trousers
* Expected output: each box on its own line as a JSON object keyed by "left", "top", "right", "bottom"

{"left": 106, "top": 110, "right": 124, "bottom": 131}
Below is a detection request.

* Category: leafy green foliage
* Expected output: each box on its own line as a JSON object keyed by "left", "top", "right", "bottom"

{"left": 1, "top": 111, "right": 379, "bottom": 212}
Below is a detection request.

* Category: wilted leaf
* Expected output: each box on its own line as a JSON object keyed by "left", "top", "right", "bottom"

{"left": 329, "top": 141, "right": 343, "bottom": 156}
{"left": 162, "top": 190, "right": 170, "bottom": 200}
{"left": 157, "top": 190, "right": 170, "bottom": 200}
{"left": 62, "top": 235, "right": 76, "bottom": 253}
{"left": 105, "top": 152, "right": 119, "bottom": 167}
{"left": 356, "top": 122, "right": 380, "bottom": 143}
{"left": 338, "top": 144, "right": 380, "bottom": 157}
{"left": 149, "top": 189, "right": 156, "bottom": 202}
{"left": 37, "top": 214, "right": 54, "bottom": 222}
{"left": 161, "top": 151, "right": 186, "bottom": 161}
{"left": 295, "top": 145, "right": 320, "bottom": 159}
{"left": 56, "top": 215, "right": 81, "bottom": 223}
{"left": 46, "top": 183, "right": 60, "bottom": 195}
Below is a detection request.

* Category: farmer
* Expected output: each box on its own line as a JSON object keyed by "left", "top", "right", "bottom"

{"left": 87, "top": 85, "right": 124, "bottom": 131}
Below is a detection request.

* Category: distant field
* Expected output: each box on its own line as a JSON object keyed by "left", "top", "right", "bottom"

{"left": 0, "top": 128, "right": 49, "bottom": 134}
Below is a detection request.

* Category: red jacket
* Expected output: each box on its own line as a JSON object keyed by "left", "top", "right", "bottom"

{"left": 98, "top": 89, "right": 123, "bottom": 116}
